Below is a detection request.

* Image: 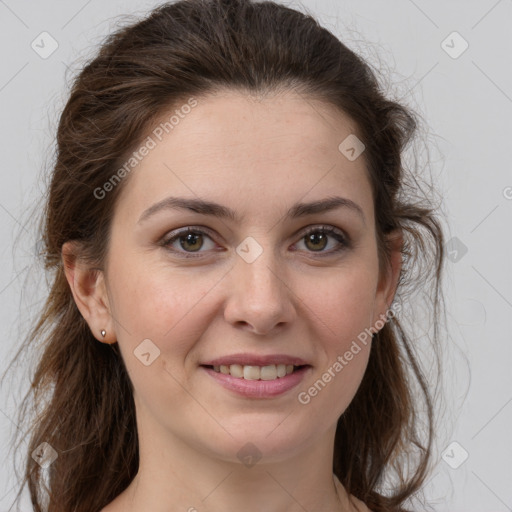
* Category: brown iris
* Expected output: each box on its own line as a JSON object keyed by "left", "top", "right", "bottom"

{"left": 304, "top": 232, "right": 328, "bottom": 251}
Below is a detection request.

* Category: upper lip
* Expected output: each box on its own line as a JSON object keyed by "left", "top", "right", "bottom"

{"left": 201, "top": 353, "right": 310, "bottom": 367}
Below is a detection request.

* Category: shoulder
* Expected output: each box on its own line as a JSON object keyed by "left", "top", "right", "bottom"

{"left": 334, "top": 474, "right": 373, "bottom": 512}
{"left": 97, "top": 488, "right": 130, "bottom": 512}
{"left": 98, "top": 501, "right": 118, "bottom": 512}
{"left": 346, "top": 493, "right": 374, "bottom": 512}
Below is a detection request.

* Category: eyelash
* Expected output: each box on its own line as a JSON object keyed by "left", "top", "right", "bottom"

{"left": 160, "top": 225, "right": 350, "bottom": 259}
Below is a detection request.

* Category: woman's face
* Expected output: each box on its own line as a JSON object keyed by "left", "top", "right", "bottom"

{"left": 96, "top": 89, "right": 400, "bottom": 463}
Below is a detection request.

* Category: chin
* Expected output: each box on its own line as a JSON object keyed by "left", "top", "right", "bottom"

{"left": 200, "top": 418, "right": 319, "bottom": 466}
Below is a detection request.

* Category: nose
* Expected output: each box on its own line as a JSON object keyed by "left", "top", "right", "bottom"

{"left": 223, "top": 246, "right": 295, "bottom": 336}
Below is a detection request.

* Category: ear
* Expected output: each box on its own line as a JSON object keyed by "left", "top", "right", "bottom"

{"left": 371, "top": 228, "right": 403, "bottom": 331}
{"left": 61, "top": 241, "right": 117, "bottom": 344}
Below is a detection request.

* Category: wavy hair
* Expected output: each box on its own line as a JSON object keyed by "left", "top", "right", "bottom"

{"left": 6, "top": 1, "right": 446, "bottom": 511}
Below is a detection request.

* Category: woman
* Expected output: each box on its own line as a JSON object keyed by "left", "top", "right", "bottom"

{"left": 10, "top": 0, "right": 445, "bottom": 510}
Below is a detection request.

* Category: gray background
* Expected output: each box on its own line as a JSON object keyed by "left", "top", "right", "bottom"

{"left": 0, "top": 0, "right": 511, "bottom": 510}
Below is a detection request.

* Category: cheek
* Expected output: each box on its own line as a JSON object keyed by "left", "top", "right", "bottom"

{"left": 304, "top": 261, "right": 378, "bottom": 344}
{"left": 297, "top": 273, "right": 376, "bottom": 418}
{"left": 107, "top": 262, "right": 208, "bottom": 408}
{"left": 108, "top": 257, "right": 222, "bottom": 361}
{"left": 295, "top": 260, "right": 378, "bottom": 408}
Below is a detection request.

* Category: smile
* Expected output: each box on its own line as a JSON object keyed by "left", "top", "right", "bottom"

{"left": 201, "top": 364, "right": 312, "bottom": 398}
{"left": 205, "top": 363, "right": 305, "bottom": 380}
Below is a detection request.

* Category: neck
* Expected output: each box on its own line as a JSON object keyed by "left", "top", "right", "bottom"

{"left": 112, "top": 421, "right": 353, "bottom": 512}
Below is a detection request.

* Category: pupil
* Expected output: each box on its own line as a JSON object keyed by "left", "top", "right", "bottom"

{"left": 306, "top": 232, "right": 326, "bottom": 251}
{"left": 181, "top": 233, "right": 202, "bottom": 251}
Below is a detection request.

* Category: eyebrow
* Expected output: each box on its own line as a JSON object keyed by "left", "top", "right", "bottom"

{"left": 137, "top": 195, "right": 365, "bottom": 225}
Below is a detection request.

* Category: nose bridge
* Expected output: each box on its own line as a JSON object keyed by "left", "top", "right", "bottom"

{"left": 225, "top": 235, "right": 293, "bottom": 333}
{"left": 235, "top": 237, "right": 284, "bottom": 301}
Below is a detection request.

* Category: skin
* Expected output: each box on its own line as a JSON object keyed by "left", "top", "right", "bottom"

{"left": 62, "top": 89, "right": 402, "bottom": 512}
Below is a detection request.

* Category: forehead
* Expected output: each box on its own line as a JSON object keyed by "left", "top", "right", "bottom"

{"left": 113, "top": 89, "right": 373, "bottom": 224}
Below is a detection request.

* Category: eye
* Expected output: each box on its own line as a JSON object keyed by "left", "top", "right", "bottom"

{"left": 161, "top": 227, "right": 218, "bottom": 257}
{"left": 293, "top": 225, "right": 350, "bottom": 255}
{"left": 160, "top": 225, "right": 350, "bottom": 258}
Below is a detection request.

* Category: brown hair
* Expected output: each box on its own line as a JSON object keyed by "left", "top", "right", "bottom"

{"left": 6, "top": 0, "right": 446, "bottom": 510}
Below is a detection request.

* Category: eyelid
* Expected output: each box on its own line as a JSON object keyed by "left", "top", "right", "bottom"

{"left": 160, "top": 224, "right": 350, "bottom": 258}
{"left": 294, "top": 225, "right": 350, "bottom": 255}
{"left": 160, "top": 225, "right": 220, "bottom": 255}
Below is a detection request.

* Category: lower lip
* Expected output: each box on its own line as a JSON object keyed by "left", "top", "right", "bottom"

{"left": 201, "top": 366, "right": 311, "bottom": 398}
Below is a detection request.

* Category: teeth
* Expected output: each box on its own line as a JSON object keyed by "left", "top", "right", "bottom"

{"left": 260, "top": 365, "right": 278, "bottom": 380}
{"left": 244, "top": 366, "right": 261, "bottom": 380}
{"left": 230, "top": 364, "right": 244, "bottom": 378}
{"left": 211, "top": 363, "right": 298, "bottom": 380}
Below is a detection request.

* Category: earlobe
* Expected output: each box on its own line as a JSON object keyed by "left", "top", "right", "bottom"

{"left": 372, "top": 229, "right": 403, "bottom": 330}
{"left": 61, "top": 241, "right": 116, "bottom": 344}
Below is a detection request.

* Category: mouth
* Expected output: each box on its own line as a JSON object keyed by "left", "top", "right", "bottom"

{"left": 200, "top": 363, "right": 312, "bottom": 398}
{"left": 201, "top": 363, "right": 309, "bottom": 381}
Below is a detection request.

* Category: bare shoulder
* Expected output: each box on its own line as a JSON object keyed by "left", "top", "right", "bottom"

{"left": 334, "top": 474, "right": 373, "bottom": 512}
{"left": 347, "top": 493, "right": 374, "bottom": 512}
{"left": 98, "top": 498, "right": 121, "bottom": 512}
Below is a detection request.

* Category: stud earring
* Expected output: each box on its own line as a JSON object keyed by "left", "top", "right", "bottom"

{"left": 100, "top": 329, "right": 106, "bottom": 337}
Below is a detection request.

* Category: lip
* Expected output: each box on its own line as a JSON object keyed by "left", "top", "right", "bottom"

{"left": 201, "top": 365, "right": 311, "bottom": 398}
{"left": 201, "top": 353, "right": 310, "bottom": 366}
